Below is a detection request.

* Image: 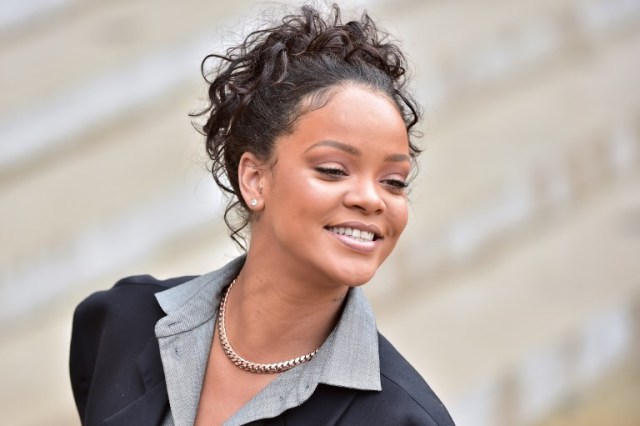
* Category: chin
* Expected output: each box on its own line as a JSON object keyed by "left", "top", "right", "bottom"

{"left": 329, "top": 262, "right": 380, "bottom": 287}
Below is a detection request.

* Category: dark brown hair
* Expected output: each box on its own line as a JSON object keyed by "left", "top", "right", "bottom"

{"left": 192, "top": 3, "right": 421, "bottom": 249}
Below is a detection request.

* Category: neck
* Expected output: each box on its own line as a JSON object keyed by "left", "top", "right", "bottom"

{"left": 222, "top": 252, "right": 349, "bottom": 364}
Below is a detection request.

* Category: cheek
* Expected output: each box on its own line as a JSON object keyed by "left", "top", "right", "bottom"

{"left": 269, "top": 168, "right": 331, "bottom": 217}
{"left": 282, "top": 166, "right": 340, "bottom": 205}
{"left": 388, "top": 197, "right": 409, "bottom": 235}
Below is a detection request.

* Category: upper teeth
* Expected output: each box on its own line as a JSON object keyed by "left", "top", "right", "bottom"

{"left": 328, "top": 227, "right": 375, "bottom": 242}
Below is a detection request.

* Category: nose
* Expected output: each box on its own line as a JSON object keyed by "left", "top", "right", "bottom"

{"left": 343, "top": 178, "right": 385, "bottom": 214}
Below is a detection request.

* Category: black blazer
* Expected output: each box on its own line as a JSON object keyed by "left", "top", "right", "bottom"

{"left": 70, "top": 275, "right": 455, "bottom": 425}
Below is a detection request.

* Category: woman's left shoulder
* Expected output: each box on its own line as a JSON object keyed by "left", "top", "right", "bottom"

{"left": 373, "top": 333, "right": 456, "bottom": 426}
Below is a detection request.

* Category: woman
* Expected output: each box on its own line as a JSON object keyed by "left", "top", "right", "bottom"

{"left": 70, "top": 4, "right": 455, "bottom": 425}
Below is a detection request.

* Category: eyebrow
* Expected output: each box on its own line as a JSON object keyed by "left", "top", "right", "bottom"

{"left": 384, "top": 153, "right": 411, "bottom": 163}
{"left": 305, "top": 140, "right": 411, "bottom": 163}
{"left": 305, "top": 140, "right": 360, "bottom": 155}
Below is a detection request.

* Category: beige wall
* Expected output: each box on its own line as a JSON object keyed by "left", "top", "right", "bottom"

{"left": 1, "top": 0, "right": 639, "bottom": 424}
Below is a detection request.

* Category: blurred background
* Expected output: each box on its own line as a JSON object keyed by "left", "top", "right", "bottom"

{"left": 1, "top": 0, "right": 639, "bottom": 424}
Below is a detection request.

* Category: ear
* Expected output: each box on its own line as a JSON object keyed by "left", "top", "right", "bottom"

{"left": 238, "top": 152, "right": 267, "bottom": 211}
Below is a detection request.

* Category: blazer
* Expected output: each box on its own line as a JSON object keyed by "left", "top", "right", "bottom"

{"left": 70, "top": 274, "right": 455, "bottom": 426}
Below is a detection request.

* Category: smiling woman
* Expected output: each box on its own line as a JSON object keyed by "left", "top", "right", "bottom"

{"left": 69, "top": 3, "right": 455, "bottom": 426}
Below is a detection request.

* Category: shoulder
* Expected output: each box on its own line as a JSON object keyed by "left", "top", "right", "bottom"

{"left": 69, "top": 274, "right": 196, "bottom": 420}
{"left": 87, "top": 273, "right": 195, "bottom": 302}
{"left": 71, "top": 273, "right": 197, "bottom": 358}
{"left": 71, "top": 274, "right": 196, "bottom": 352}
{"left": 367, "top": 333, "right": 455, "bottom": 426}
{"left": 74, "top": 274, "right": 195, "bottom": 322}
{"left": 70, "top": 273, "right": 197, "bottom": 371}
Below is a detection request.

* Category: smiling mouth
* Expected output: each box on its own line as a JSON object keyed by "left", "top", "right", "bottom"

{"left": 325, "top": 226, "right": 381, "bottom": 242}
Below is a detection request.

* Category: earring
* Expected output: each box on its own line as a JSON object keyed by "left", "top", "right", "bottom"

{"left": 250, "top": 198, "right": 258, "bottom": 206}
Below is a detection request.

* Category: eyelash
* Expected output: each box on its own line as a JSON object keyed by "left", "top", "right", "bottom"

{"left": 383, "top": 179, "right": 409, "bottom": 190}
{"left": 315, "top": 167, "right": 408, "bottom": 192}
{"left": 315, "top": 166, "right": 347, "bottom": 177}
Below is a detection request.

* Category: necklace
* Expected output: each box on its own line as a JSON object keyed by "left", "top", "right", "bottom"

{"left": 217, "top": 279, "right": 319, "bottom": 374}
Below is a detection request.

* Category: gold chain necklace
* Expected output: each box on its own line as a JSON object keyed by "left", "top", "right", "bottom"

{"left": 217, "top": 279, "right": 319, "bottom": 374}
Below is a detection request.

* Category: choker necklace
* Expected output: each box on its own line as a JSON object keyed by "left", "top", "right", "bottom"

{"left": 217, "top": 279, "right": 319, "bottom": 374}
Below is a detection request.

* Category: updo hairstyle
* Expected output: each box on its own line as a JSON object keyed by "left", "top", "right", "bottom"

{"left": 192, "top": 3, "right": 421, "bottom": 248}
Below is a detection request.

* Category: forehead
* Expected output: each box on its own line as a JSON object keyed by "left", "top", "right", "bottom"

{"left": 277, "top": 85, "right": 409, "bottom": 155}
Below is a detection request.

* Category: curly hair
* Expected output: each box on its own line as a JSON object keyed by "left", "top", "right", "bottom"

{"left": 192, "top": 3, "right": 421, "bottom": 249}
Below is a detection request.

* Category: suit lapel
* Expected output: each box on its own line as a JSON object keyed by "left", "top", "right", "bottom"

{"left": 136, "top": 337, "right": 166, "bottom": 391}
{"left": 104, "top": 338, "right": 169, "bottom": 425}
{"left": 104, "top": 381, "right": 168, "bottom": 425}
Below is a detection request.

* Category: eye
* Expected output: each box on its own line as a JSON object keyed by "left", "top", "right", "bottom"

{"left": 382, "top": 178, "right": 408, "bottom": 193}
{"left": 315, "top": 166, "right": 348, "bottom": 177}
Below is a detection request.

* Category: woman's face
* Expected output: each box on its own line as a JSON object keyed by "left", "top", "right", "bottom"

{"left": 253, "top": 85, "right": 411, "bottom": 288}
